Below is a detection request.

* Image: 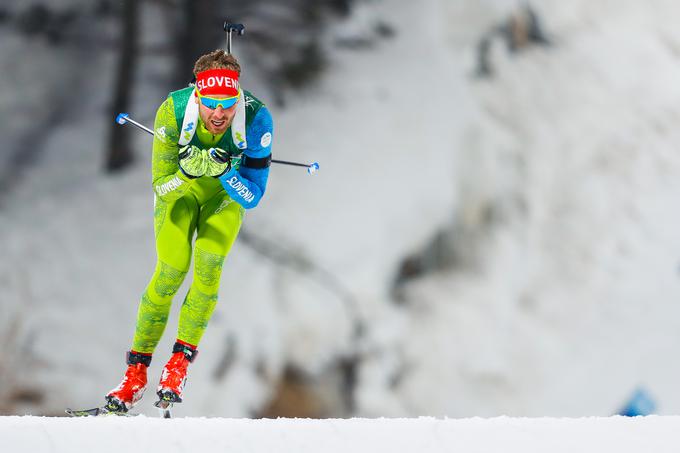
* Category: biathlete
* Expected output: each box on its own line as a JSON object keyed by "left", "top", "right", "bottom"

{"left": 105, "top": 49, "right": 273, "bottom": 412}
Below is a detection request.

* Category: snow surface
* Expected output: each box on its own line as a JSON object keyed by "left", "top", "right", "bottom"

{"left": 2, "top": 416, "right": 680, "bottom": 453}
{"left": 3, "top": 0, "right": 680, "bottom": 420}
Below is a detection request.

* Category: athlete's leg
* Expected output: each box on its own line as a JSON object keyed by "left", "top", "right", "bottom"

{"left": 131, "top": 196, "right": 199, "bottom": 354}
{"left": 176, "top": 194, "right": 244, "bottom": 347}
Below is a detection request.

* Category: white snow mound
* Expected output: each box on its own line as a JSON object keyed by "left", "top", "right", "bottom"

{"left": 1, "top": 416, "right": 678, "bottom": 453}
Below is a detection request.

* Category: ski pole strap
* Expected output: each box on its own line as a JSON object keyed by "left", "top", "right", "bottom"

{"left": 242, "top": 154, "right": 272, "bottom": 169}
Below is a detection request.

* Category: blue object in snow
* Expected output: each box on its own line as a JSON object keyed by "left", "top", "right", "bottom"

{"left": 618, "top": 388, "right": 656, "bottom": 417}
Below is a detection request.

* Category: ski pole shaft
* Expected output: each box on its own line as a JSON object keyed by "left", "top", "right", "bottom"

{"left": 223, "top": 21, "right": 245, "bottom": 55}
{"left": 272, "top": 159, "right": 320, "bottom": 174}
{"left": 116, "top": 113, "right": 153, "bottom": 135}
{"left": 115, "top": 112, "right": 320, "bottom": 174}
{"left": 272, "top": 159, "right": 307, "bottom": 167}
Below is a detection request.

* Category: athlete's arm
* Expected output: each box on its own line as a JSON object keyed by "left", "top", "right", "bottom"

{"left": 219, "top": 106, "right": 273, "bottom": 209}
{"left": 151, "top": 97, "right": 196, "bottom": 202}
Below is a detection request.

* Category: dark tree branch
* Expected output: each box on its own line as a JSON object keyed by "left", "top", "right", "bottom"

{"left": 105, "top": 0, "right": 138, "bottom": 172}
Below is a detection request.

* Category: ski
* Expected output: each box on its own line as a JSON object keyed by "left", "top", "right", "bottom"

{"left": 66, "top": 396, "right": 136, "bottom": 417}
{"left": 65, "top": 407, "right": 135, "bottom": 417}
{"left": 67, "top": 394, "right": 180, "bottom": 418}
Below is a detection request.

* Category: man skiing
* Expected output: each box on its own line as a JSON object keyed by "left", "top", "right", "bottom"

{"left": 104, "top": 49, "right": 273, "bottom": 413}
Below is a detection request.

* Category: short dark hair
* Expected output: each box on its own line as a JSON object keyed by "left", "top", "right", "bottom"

{"left": 193, "top": 49, "right": 241, "bottom": 76}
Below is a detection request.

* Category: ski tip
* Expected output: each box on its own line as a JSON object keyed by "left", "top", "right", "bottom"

{"left": 65, "top": 407, "right": 101, "bottom": 417}
{"left": 65, "top": 406, "right": 136, "bottom": 417}
{"left": 307, "top": 162, "right": 320, "bottom": 175}
{"left": 116, "top": 113, "right": 129, "bottom": 125}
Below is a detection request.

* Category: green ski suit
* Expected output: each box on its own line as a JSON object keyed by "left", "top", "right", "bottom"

{"left": 130, "top": 87, "right": 269, "bottom": 353}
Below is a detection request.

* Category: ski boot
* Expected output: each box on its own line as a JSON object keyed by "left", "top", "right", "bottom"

{"left": 105, "top": 350, "right": 151, "bottom": 413}
{"left": 155, "top": 341, "right": 197, "bottom": 417}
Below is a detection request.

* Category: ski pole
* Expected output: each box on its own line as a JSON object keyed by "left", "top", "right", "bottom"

{"left": 116, "top": 113, "right": 153, "bottom": 135}
{"left": 116, "top": 113, "right": 320, "bottom": 175}
{"left": 223, "top": 21, "right": 245, "bottom": 56}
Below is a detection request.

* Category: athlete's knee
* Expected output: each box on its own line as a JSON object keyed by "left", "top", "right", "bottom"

{"left": 193, "top": 247, "right": 226, "bottom": 290}
{"left": 151, "top": 261, "right": 188, "bottom": 298}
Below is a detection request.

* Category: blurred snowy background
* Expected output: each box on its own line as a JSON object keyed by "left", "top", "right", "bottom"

{"left": 2, "top": 0, "right": 680, "bottom": 418}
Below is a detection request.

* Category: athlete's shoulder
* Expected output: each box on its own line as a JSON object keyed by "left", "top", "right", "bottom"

{"left": 243, "top": 90, "right": 266, "bottom": 111}
{"left": 154, "top": 96, "right": 179, "bottom": 143}
{"left": 155, "top": 95, "right": 175, "bottom": 122}
{"left": 167, "top": 86, "right": 195, "bottom": 112}
{"left": 251, "top": 105, "right": 273, "bottom": 127}
{"left": 244, "top": 104, "right": 273, "bottom": 158}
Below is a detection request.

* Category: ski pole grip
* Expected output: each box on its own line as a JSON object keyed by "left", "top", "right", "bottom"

{"left": 223, "top": 22, "right": 245, "bottom": 35}
{"left": 115, "top": 113, "right": 154, "bottom": 135}
{"left": 116, "top": 113, "right": 129, "bottom": 125}
{"left": 307, "top": 162, "right": 320, "bottom": 175}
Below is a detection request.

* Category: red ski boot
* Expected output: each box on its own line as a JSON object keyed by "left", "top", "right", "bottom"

{"left": 105, "top": 351, "right": 151, "bottom": 412}
{"left": 157, "top": 341, "right": 198, "bottom": 404}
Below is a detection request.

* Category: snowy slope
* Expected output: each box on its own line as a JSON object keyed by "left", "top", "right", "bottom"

{"left": 2, "top": 416, "right": 679, "bottom": 453}
{"left": 382, "top": 0, "right": 680, "bottom": 418}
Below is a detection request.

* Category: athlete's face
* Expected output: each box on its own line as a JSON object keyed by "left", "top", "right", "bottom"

{"left": 196, "top": 97, "right": 238, "bottom": 135}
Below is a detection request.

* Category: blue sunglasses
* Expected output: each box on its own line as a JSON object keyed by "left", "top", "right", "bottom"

{"left": 198, "top": 93, "right": 239, "bottom": 110}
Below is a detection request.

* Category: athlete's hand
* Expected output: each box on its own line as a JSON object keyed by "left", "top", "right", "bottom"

{"left": 206, "top": 148, "right": 243, "bottom": 177}
{"left": 178, "top": 145, "right": 207, "bottom": 178}
{"left": 205, "top": 147, "right": 231, "bottom": 178}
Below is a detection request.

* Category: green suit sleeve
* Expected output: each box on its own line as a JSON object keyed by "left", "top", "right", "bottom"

{"left": 151, "top": 96, "right": 195, "bottom": 202}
